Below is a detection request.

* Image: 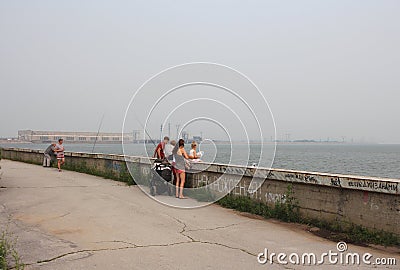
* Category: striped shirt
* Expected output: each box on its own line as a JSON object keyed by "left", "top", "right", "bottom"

{"left": 55, "top": 144, "right": 65, "bottom": 158}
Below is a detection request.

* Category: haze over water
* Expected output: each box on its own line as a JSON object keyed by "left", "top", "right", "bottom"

{"left": 2, "top": 143, "right": 399, "bottom": 179}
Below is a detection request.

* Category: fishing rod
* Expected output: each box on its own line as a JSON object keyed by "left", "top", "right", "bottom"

{"left": 92, "top": 113, "right": 105, "bottom": 153}
{"left": 135, "top": 116, "right": 157, "bottom": 147}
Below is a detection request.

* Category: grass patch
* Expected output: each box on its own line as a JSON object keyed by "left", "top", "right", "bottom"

{"left": 217, "top": 184, "right": 400, "bottom": 247}
{"left": 218, "top": 184, "right": 300, "bottom": 222}
{"left": 0, "top": 231, "right": 24, "bottom": 270}
{"left": 0, "top": 154, "right": 41, "bottom": 166}
{"left": 0, "top": 149, "right": 144, "bottom": 186}
{"left": 61, "top": 160, "right": 136, "bottom": 185}
{"left": 306, "top": 218, "right": 400, "bottom": 247}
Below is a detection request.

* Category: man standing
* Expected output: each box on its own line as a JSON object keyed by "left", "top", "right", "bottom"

{"left": 164, "top": 139, "right": 176, "bottom": 161}
{"left": 43, "top": 143, "right": 56, "bottom": 167}
{"left": 54, "top": 138, "right": 65, "bottom": 172}
{"left": 153, "top": 136, "right": 169, "bottom": 159}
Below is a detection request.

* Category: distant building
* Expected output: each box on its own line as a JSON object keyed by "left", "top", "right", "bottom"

{"left": 181, "top": 131, "right": 189, "bottom": 142}
{"left": 192, "top": 136, "right": 202, "bottom": 143}
{"left": 18, "top": 130, "right": 137, "bottom": 143}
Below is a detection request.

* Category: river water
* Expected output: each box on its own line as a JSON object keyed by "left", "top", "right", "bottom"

{"left": 1, "top": 143, "right": 399, "bottom": 179}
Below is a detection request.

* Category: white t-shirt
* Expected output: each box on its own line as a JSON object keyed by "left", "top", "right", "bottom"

{"left": 164, "top": 143, "right": 174, "bottom": 157}
{"left": 189, "top": 150, "right": 203, "bottom": 161}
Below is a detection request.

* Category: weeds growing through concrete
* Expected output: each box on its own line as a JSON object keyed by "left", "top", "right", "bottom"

{"left": 218, "top": 184, "right": 300, "bottom": 222}
{"left": 0, "top": 231, "right": 24, "bottom": 270}
{"left": 217, "top": 184, "right": 400, "bottom": 247}
{"left": 62, "top": 160, "right": 136, "bottom": 185}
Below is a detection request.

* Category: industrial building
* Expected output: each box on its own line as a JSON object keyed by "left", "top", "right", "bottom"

{"left": 17, "top": 130, "right": 140, "bottom": 143}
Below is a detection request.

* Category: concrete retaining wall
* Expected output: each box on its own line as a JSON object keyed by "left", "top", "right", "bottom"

{"left": 1, "top": 147, "right": 399, "bottom": 236}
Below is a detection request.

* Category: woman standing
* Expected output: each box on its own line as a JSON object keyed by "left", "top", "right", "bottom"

{"left": 54, "top": 138, "right": 65, "bottom": 172}
{"left": 172, "top": 139, "right": 189, "bottom": 199}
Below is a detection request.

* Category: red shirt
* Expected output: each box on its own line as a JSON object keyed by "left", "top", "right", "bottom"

{"left": 154, "top": 142, "right": 165, "bottom": 159}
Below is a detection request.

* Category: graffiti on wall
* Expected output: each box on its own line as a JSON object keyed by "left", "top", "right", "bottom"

{"left": 141, "top": 166, "right": 151, "bottom": 176}
{"left": 265, "top": 192, "right": 286, "bottom": 203}
{"left": 330, "top": 177, "right": 341, "bottom": 187}
{"left": 191, "top": 173, "right": 286, "bottom": 203}
{"left": 283, "top": 173, "right": 319, "bottom": 184}
{"left": 346, "top": 180, "right": 398, "bottom": 193}
{"left": 106, "top": 160, "right": 121, "bottom": 172}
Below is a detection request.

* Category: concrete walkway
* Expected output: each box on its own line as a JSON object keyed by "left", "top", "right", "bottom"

{"left": 0, "top": 160, "right": 398, "bottom": 269}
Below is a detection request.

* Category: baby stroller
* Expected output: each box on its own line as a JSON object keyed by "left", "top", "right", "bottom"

{"left": 150, "top": 159, "right": 173, "bottom": 196}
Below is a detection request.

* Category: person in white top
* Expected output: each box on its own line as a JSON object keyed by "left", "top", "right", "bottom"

{"left": 188, "top": 141, "right": 202, "bottom": 160}
{"left": 164, "top": 140, "right": 175, "bottom": 160}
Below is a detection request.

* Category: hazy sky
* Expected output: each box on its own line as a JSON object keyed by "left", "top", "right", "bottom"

{"left": 1, "top": 0, "right": 399, "bottom": 143}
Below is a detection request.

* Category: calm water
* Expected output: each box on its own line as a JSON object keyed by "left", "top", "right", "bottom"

{"left": 1, "top": 143, "right": 399, "bottom": 179}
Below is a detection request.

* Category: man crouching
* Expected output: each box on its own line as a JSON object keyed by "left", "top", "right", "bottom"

{"left": 43, "top": 143, "right": 56, "bottom": 167}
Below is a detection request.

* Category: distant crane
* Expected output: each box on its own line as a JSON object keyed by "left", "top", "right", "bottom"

{"left": 175, "top": 124, "right": 180, "bottom": 139}
{"left": 285, "top": 133, "right": 291, "bottom": 142}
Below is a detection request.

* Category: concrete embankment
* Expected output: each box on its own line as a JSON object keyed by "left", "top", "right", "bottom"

{"left": 1, "top": 159, "right": 399, "bottom": 269}
{"left": 1, "top": 147, "right": 399, "bottom": 236}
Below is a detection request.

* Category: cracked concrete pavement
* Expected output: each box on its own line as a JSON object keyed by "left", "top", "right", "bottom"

{"left": 0, "top": 160, "right": 399, "bottom": 269}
